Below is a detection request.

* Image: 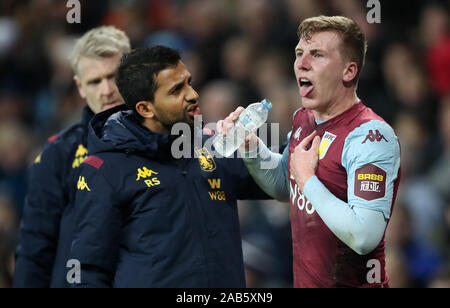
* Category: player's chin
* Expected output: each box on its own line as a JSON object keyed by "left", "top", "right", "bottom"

{"left": 102, "top": 101, "right": 124, "bottom": 112}
{"left": 300, "top": 97, "right": 317, "bottom": 110}
{"left": 184, "top": 115, "right": 195, "bottom": 128}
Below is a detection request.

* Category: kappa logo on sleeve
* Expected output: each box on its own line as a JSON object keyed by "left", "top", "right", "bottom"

{"left": 34, "top": 153, "right": 42, "bottom": 164}
{"left": 362, "top": 130, "right": 388, "bottom": 144}
{"left": 72, "top": 144, "right": 89, "bottom": 168}
{"left": 354, "top": 164, "right": 386, "bottom": 201}
{"left": 77, "top": 176, "right": 91, "bottom": 192}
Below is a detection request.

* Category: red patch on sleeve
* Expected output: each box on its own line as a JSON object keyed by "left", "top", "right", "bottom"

{"left": 354, "top": 164, "right": 386, "bottom": 201}
{"left": 83, "top": 156, "right": 104, "bottom": 170}
{"left": 47, "top": 134, "right": 58, "bottom": 143}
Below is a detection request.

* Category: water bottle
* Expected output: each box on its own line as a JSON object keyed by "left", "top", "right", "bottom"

{"left": 213, "top": 99, "right": 272, "bottom": 157}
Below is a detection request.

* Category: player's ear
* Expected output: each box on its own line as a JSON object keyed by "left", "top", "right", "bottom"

{"left": 136, "top": 101, "right": 155, "bottom": 119}
{"left": 343, "top": 62, "right": 358, "bottom": 84}
{"left": 74, "top": 75, "right": 86, "bottom": 99}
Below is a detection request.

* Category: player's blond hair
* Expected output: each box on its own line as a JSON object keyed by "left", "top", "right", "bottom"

{"left": 70, "top": 26, "right": 131, "bottom": 76}
{"left": 298, "top": 16, "right": 367, "bottom": 84}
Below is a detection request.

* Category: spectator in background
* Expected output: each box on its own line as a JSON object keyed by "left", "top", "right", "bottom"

{"left": 0, "top": 233, "right": 14, "bottom": 288}
{"left": 0, "top": 121, "right": 31, "bottom": 217}
{"left": 427, "top": 95, "right": 450, "bottom": 259}
{"left": 33, "top": 30, "right": 82, "bottom": 132}
{"left": 0, "top": 195, "right": 18, "bottom": 242}
{"left": 101, "top": 1, "right": 149, "bottom": 46}
{"left": 239, "top": 200, "right": 293, "bottom": 288}
{"left": 236, "top": 0, "right": 287, "bottom": 49}
{"left": 386, "top": 203, "right": 443, "bottom": 287}
{"left": 14, "top": 26, "right": 130, "bottom": 288}
{"left": 0, "top": 88, "right": 29, "bottom": 124}
{"left": 199, "top": 80, "right": 241, "bottom": 123}
{"left": 428, "top": 95, "right": 450, "bottom": 203}
{"left": 242, "top": 234, "right": 287, "bottom": 288}
{"left": 378, "top": 42, "right": 438, "bottom": 130}
{"left": 428, "top": 264, "right": 450, "bottom": 288}
{"left": 0, "top": 195, "right": 17, "bottom": 288}
{"left": 221, "top": 36, "right": 260, "bottom": 104}
{"left": 421, "top": 4, "right": 450, "bottom": 97}
{"left": 385, "top": 247, "right": 412, "bottom": 288}
{"left": 177, "top": 0, "right": 233, "bottom": 84}
{"left": 393, "top": 111, "right": 446, "bottom": 253}
{"left": 252, "top": 51, "right": 292, "bottom": 98}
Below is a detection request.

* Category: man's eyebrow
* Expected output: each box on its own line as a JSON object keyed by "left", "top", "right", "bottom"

{"left": 168, "top": 80, "right": 184, "bottom": 93}
{"left": 87, "top": 77, "right": 100, "bottom": 84}
{"left": 168, "top": 76, "right": 192, "bottom": 93}
{"left": 310, "top": 48, "right": 326, "bottom": 53}
{"left": 86, "top": 71, "right": 116, "bottom": 84}
{"left": 295, "top": 47, "right": 326, "bottom": 53}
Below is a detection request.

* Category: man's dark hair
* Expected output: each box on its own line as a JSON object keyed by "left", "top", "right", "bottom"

{"left": 116, "top": 46, "right": 181, "bottom": 121}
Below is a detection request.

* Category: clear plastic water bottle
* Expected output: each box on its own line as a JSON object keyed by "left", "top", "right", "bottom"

{"left": 213, "top": 99, "right": 272, "bottom": 157}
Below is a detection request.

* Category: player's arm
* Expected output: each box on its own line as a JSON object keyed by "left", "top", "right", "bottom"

{"left": 239, "top": 136, "right": 290, "bottom": 201}
{"left": 222, "top": 139, "right": 286, "bottom": 201}
{"left": 14, "top": 144, "right": 65, "bottom": 288}
{"left": 292, "top": 121, "right": 400, "bottom": 255}
{"left": 217, "top": 107, "right": 290, "bottom": 202}
{"left": 69, "top": 161, "right": 121, "bottom": 288}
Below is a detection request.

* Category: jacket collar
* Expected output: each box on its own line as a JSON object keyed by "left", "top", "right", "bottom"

{"left": 81, "top": 105, "right": 95, "bottom": 130}
{"left": 88, "top": 105, "right": 173, "bottom": 158}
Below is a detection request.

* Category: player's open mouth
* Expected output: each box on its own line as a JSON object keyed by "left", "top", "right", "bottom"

{"left": 187, "top": 104, "right": 201, "bottom": 117}
{"left": 299, "top": 78, "right": 314, "bottom": 98}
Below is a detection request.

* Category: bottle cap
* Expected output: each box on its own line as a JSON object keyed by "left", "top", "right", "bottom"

{"left": 261, "top": 99, "right": 272, "bottom": 111}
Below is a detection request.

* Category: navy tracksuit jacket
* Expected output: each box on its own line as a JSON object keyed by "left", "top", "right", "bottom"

{"left": 70, "top": 106, "right": 270, "bottom": 287}
{"left": 14, "top": 107, "right": 94, "bottom": 288}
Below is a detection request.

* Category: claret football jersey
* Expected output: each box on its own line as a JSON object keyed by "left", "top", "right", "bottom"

{"left": 287, "top": 101, "right": 401, "bottom": 288}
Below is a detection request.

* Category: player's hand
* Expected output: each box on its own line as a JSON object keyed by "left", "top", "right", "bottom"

{"left": 290, "top": 131, "right": 321, "bottom": 191}
{"left": 216, "top": 107, "right": 259, "bottom": 152}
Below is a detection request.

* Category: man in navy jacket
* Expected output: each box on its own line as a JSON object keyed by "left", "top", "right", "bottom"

{"left": 14, "top": 26, "right": 131, "bottom": 287}
{"left": 69, "top": 46, "right": 269, "bottom": 287}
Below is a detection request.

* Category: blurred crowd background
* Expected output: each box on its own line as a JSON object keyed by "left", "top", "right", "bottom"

{"left": 1, "top": 0, "right": 450, "bottom": 288}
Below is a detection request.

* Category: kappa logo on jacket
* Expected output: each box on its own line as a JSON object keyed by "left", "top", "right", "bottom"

{"left": 293, "top": 127, "right": 302, "bottom": 141}
{"left": 34, "top": 153, "right": 42, "bottom": 164}
{"left": 77, "top": 176, "right": 91, "bottom": 192}
{"left": 72, "top": 144, "right": 89, "bottom": 168}
{"left": 136, "top": 166, "right": 161, "bottom": 188}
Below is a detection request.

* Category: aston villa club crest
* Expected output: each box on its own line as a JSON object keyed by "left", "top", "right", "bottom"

{"left": 195, "top": 147, "right": 216, "bottom": 172}
{"left": 318, "top": 132, "right": 337, "bottom": 160}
